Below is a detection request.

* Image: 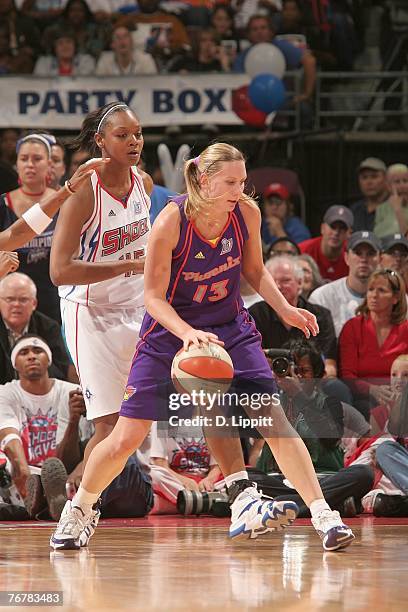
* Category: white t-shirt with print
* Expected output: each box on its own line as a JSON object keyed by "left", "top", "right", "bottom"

{"left": 150, "top": 422, "right": 216, "bottom": 477}
{"left": 309, "top": 277, "right": 364, "bottom": 337}
{"left": 0, "top": 379, "right": 92, "bottom": 468}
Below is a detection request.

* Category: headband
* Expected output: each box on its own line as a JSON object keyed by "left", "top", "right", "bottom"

{"left": 16, "top": 134, "right": 55, "bottom": 156}
{"left": 96, "top": 104, "right": 128, "bottom": 134}
{"left": 11, "top": 337, "right": 52, "bottom": 369}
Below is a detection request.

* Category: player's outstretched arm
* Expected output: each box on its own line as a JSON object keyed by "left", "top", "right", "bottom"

{"left": 239, "top": 201, "right": 318, "bottom": 339}
{"left": 0, "top": 158, "right": 110, "bottom": 252}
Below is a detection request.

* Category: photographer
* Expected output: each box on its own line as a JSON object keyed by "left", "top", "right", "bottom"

{"left": 252, "top": 340, "right": 374, "bottom": 517}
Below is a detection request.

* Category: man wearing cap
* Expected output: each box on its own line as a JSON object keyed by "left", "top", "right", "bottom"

{"left": 298, "top": 205, "right": 353, "bottom": 282}
{"left": 0, "top": 335, "right": 153, "bottom": 522}
{"left": 309, "top": 231, "right": 380, "bottom": 337}
{"left": 350, "top": 158, "right": 389, "bottom": 233}
{"left": 261, "top": 182, "right": 311, "bottom": 247}
{"left": 380, "top": 234, "right": 408, "bottom": 290}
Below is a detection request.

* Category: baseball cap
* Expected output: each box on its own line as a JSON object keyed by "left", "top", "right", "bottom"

{"left": 347, "top": 231, "right": 381, "bottom": 252}
{"left": 381, "top": 233, "right": 408, "bottom": 252}
{"left": 263, "top": 183, "right": 290, "bottom": 201}
{"left": 323, "top": 205, "right": 353, "bottom": 229}
{"left": 358, "top": 157, "right": 386, "bottom": 173}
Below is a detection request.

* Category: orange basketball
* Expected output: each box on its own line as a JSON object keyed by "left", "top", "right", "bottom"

{"left": 171, "top": 342, "right": 234, "bottom": 397}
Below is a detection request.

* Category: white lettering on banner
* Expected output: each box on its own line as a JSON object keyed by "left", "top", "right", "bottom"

{"left": 0, "top": 75, "right": 250, "bottom": 128}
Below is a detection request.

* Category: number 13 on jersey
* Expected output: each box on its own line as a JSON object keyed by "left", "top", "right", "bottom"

{"left": 192, "top": 279, "right": 229, "bottom": 303}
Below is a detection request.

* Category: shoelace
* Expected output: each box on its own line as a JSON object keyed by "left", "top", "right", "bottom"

{"left": 59, "top": 508, "right": 87, "bottom": 537}
{"left": 315, "top": 509, "right": 344, "bottom": 531}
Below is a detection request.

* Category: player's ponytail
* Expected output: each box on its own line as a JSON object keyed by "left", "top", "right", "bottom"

{"left": 184, "top": 143, "right": 256, "bottom": 221}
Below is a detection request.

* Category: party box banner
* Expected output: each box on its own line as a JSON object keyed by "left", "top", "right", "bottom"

{"left": 0, "top": 74, "right": 261, "bottom": 129}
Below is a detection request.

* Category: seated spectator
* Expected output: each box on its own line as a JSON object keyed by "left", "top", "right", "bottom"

{"left": 96, "top": 24, "right": 157, "bottom": 75}
{"left": 254, "top": 339, "right": 374, "bottom": 517}
{"left": 297, "top": 253, "right": 324, "bottom": 300}
{"left": 0, "top": 22, "right": 34, "bottom": 73}
{"left": 233, "top": 14, "right": 316, "bottom": 111}
{"left": 149, "top": 421, "right": 222, "bottom": 514}
{"left": 0, "top": 134, "right": 60, "bottom": 321}
{"left": 250, "top": 255, "right": 338, "bottom": 378}
{"left": 168, "top": 27, "right": 230, "bottom": 73}
{"left": 232, "top": 0, "right": 279, "bottom": 32}
{"left": 0, "top": 273, "right": 70, "bottom": 384}
{"left": 43, "top": 0, "right": 110, "bottom": 59}
{"left": 380, "top": 233, "right": 408, "bottom": 290}
{"left": 350, "top": 158, "right": 389, "bottom": 233}
{"left": 19, "top": 0, "right": 66, "bottom": 30}
{"left": 34, "top": 28, "right": 95, "bottom": 76}
{"left": 0, "top": 128, "right": 19, "bottom": 169}
{"left": 344, "top": 354, "right": 408, "bottom": 516}
{"left": 309, "top": 231, "right": 380, "bottom": 337}
{"left": 49, "top": 141, "right": 67, "bottom": 191}
{"left": 117, "top": 0, "right": 191, "bottom": 65}
{"left": 210, "top": 2, "right": 243, "bottom": 60}
{"left": 266, "top": 235, "right": 300, "bottom": 259}
{"left": 338, "top": 268, "right": 408, "bottom": 419}
{"left": 0, "top": 335, "right": 153, "bottom": 521}
{"left": 0, "top": 0, "right": 41, "bottom": 71}
{"left": 261, "top": 182, "right": 311, "bottom": 247}
{"left": 374, "top": 164, "right": 408, "bottom": 238}
{"left": 299, "top": 205, "right": 353, "bottom": 281}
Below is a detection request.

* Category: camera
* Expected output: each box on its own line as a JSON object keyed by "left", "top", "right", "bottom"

{"left": 177, "top": 489, "right": 230, "bottom": 517}
{"left": 263, "top": 349, "right": 294, "bottom": 377}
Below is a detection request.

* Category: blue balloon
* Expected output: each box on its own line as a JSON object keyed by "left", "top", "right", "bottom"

{"left": 248, "top": 74, "right": 286, "bottom": 114}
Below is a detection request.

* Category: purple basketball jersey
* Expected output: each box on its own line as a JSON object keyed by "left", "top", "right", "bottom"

{"left": 140, "top": 196, "right": 249, "bottom": 338}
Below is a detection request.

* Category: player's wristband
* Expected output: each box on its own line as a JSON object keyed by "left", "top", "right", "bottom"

{"left": 0, "top": 433, "right": 22, "bottom": 452}
{"left": 21, "top": 203, "right": 52, "bottom": 234}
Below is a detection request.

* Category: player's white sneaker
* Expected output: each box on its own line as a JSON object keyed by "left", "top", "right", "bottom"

{"left": 228, "top": 480, "right": 298, "bottom": 540}
{"left": 50, "top": 500, "right": 98, "bottom": 550}
{"left": 311, "top": 509, "right": 355, "bottom": 551}
{"left": 78, "top": 502, "right": 101, "bottom": 547}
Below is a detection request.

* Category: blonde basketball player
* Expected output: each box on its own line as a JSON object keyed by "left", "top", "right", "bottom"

{"left": 49, "top": 104, "right": 152, "bottom": 542}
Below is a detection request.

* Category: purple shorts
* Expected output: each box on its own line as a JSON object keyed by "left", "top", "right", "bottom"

{"left": 119, "top": 309, "right": 278, "bottom": 421}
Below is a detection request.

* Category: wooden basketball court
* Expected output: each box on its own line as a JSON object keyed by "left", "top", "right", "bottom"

{"left": 0, "top": 516, "right": 407, "bottom": 611}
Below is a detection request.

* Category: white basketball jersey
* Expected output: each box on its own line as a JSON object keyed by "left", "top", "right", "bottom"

{"left": 59, "top": 168, "right": 150, "bottom": 308}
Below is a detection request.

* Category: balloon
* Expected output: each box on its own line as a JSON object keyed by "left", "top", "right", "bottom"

{"left": 248, "top": 74, "right": 286, "bottom": 114}
{"left": 245, "top": 43, "right": 286, "bottom": 79}
{"left": 231, "top": 85, "right": 267, "bottom": 127}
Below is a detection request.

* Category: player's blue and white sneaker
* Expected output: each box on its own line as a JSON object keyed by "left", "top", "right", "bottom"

{"left": 228, "top": 480, "right": 298, "bottom": 540}
{"left": 50, "top": 500, "right": 99, "bottom": 550}
{"left": 311, "top": 509, "right": 355, "bottom": 551}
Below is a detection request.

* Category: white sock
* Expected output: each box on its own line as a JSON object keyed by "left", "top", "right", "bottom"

{"left": 310, "top": 499, "right": 331, "bottom": 518}
{"left": 72, "top": 486, "right": 100, "bottom": 514}
{"left": 225, "top": 471, "right": 249, "bottom": 489}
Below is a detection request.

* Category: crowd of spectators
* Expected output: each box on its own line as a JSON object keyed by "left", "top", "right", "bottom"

{"left": 0, "top": 1, "right": 368, "bottom": 77}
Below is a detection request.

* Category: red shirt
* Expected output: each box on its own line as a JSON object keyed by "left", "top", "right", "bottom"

{"left": 338, "top": 315, "right": 408, "bottom": 395}
{"left": 299, "top": 236, "right": 348, "bottom": 281}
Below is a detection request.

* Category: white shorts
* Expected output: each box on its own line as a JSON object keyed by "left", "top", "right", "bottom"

{"left": 61, "top": 299, "right": 144, "bottom": 420}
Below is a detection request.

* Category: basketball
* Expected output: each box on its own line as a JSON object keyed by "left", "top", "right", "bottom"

{"left": 171, "top": 342, "right": 234, "bottom": 396}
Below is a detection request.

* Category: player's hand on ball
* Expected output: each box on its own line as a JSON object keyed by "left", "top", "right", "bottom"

{"left": 68, "top": 157, "right": 111, "bottom": 192}
{"left": 182, "top": 328, "right": 225, "bottom": 351}
{"left": 281, "top": 306, "right": 319, "bottom": 339}
{"left": 0, "top": 251, "right": 19, "bottom": 277}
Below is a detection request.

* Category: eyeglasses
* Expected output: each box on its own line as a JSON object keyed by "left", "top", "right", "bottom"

{"left": 0, "top": 297, "right": 33, "bottom": 305}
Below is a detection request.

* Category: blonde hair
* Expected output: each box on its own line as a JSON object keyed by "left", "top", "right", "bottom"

{"left": 183, "top": 143, "right": 256, "bottom": 221}
{"left": 356, "top": 268, "right": 407, "bottom": 324}
{"left": 392, "top": 354, "right": 408, "bottom": 368}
